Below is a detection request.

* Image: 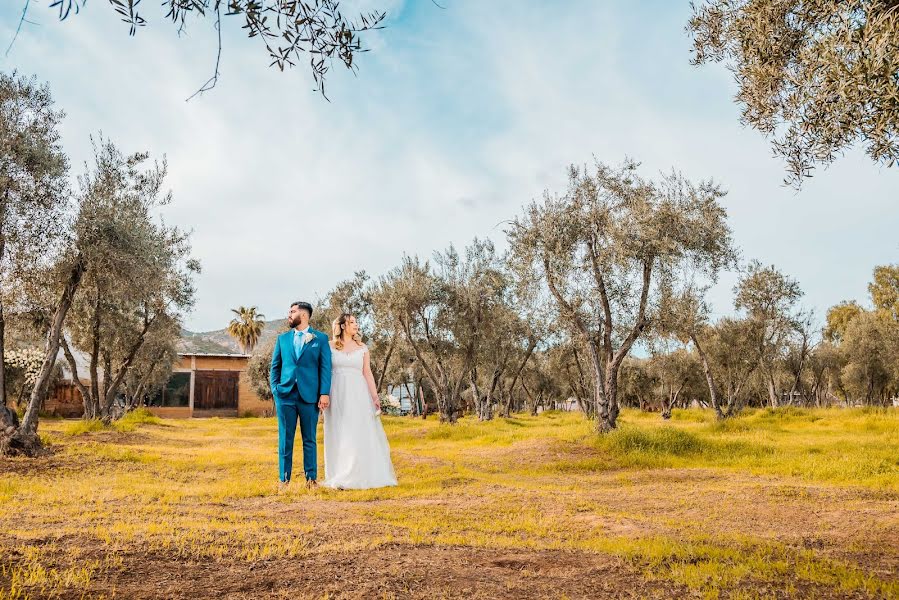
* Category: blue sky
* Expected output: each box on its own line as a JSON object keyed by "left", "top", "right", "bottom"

{"left": 2, "top": 1, "right": 897, "bottom": 332}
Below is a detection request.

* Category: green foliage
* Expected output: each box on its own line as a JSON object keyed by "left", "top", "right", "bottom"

{"left": 376, "top": 239, "right": 520, "bottom": 423}
{"left": 0, "top": 70, "right": 69, "bottom": 417}
{"left": 63, "top": 138, "right": 198, "bottom": 421}
{"left": 689, "top": 0, "right": 899, "bottom": 186}
{"left": 62, "top": 419, "right": 106, "bottom": 436}
{"left": 840, "top": 311, "right": 899, "bottom": 404}
{"left": 114, "top": 408, "right": 163, "bottom": 431}
{"left": 309, "top": 270, "right": 400, "bottom": 396}
{"left": 734, "top": 261, "right": 803, "bottom": 325}
{"left": 825, "top": 301, "right": 864, "bottom": 343}
{"left": 51, "top": 1, "right": 386, "bottom": 98}
{"left": 508, "top": 159, "right": 737, "bottom": 431}
{"left": 63, "top": 408, "right": 162, "bottom": 436}
{"left": 869, "top": 264, "right": 899, "bottom": 322}
{"left": 245, "top": 337, "right": 276, "bottom": 402}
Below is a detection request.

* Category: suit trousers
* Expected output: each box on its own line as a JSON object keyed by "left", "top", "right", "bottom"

{"left": 275, "top": 387, "right": 320, "bottom": 482}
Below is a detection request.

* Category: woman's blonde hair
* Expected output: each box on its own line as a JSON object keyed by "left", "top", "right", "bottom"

{"left": 332, "top": 312, "right": 363, "bottom": 350}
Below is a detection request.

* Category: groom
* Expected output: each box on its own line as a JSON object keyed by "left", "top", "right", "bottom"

{"left": 270, "top": 301, "right": 332, "bottom": 490}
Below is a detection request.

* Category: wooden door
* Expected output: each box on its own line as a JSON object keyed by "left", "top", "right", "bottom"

{"left": 193, "top": 370, "right": 239, "bottom": 412}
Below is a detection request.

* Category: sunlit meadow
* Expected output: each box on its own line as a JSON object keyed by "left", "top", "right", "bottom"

{"left": 1, "top": 408, "right": 897, "bottom": 599}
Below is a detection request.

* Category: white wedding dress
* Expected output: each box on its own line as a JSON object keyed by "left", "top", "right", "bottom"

{"left": 323, "top": 347, "right": 397, "bottom": 489}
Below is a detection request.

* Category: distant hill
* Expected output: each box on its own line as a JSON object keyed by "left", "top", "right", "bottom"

{"left": 179, "top": 319, "right": 288, "bottom": 355}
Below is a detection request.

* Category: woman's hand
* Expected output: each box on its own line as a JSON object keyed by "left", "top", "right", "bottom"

{"left": 373, "top": 397, "right": 381, "bottom": 411}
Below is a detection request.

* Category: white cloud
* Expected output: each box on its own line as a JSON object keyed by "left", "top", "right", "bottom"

{"left": 2, "top": 0, "right": 896, "bottom": 332}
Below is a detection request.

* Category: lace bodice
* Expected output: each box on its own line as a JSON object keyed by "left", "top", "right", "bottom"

{"left": 331, "top": 346, "right": 366, "bottom": 373}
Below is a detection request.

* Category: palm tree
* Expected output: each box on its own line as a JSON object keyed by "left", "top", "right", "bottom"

{"left": 227, "top": 306, "right": 266, "bottom": 354}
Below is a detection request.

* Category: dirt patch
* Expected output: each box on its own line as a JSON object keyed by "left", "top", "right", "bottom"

{"left": 0, "top": 450, "right": 147, "bottom": 479}
{"left": 5, "top": 539, "right": 890, "bottom": 600}
{"left": 567, "top": 469, "right": 899, "bottom": 577}
{"left": 74, "top": 430, "right": 156, "bottom": 445}
{"left": 0, "top": 449, "right": 63, "bottom": 475}
{"left": 3, "top": 541, "right": 694, "bottom": 599}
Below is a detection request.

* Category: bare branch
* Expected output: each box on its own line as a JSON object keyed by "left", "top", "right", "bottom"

{"left": 186, "top": 3, "right": 223, "bottom": 101}
{"left": 5, "top": 0, "right": 32, "bottom": 57}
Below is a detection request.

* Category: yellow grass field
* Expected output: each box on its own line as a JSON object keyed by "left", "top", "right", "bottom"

{"left": 1, "top": 408, "right": 897, "bottom": 599}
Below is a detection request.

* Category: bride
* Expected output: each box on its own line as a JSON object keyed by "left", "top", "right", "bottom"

{"left": 322, "top": 313, "right": 397, "bottom": 490}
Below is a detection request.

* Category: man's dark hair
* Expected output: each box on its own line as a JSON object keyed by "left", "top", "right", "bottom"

{"left": 291, "top": 301, "right": 314, "bottom": 318}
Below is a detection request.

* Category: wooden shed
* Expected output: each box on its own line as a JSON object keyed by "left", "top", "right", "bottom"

{"left": 146, "top": 353, "right": 271, "bottom": 419}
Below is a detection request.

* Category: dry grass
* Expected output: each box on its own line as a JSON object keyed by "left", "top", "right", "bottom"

{"left": 1, "top": 407, "right": 897, "bottom": 599}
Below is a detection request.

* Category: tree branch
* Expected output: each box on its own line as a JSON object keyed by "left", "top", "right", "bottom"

{"left": 374, "top": 335, "right": 396, "bottom": 393}
{"left": 586, "top": 237, "right": 614, "bottom": 361}
{"left": 398, "top": 314, "right": 441, "bottom": 392}
{"left": 60, "top": 336, "right": 92, "bottom": 409}
{"left": 611, "top": 258, "right": 654, "bottom": 370}
{"left": 186, "top": 3, "right": 222, "bottom": 101}
{"left": 5, "top": 0, "right": 31, "bottom": 57}
{"left": 542, "top": 256, "right": 591, "bottom": 341}
{"left": 102, "top": 312, "right": 158, "bottom": 413}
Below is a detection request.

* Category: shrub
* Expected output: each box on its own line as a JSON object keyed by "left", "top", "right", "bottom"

{"left": 64, "top": 419, "right": 107, "bottom": 436}
{"left": 603, "top": 427, "right": 705, "bottom": 457}
{"left": 113, "top": 408, "right": 164, "bottom": 432}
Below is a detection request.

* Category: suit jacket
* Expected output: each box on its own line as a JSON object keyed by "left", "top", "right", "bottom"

{"left": 270, "top": 328, "right": 332, "bottom": 404}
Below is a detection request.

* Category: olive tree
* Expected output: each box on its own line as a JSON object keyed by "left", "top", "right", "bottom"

{"left": 0, "top": 72, "right": 68, "bottom": 414}
{"left": 648, "top": 347, "right": 703, "bottom": 419}
{"left": 707, "top": 317, "right": 769, "bottom": 415}
{"left": 840, "top": 310, "right": 899, "bottom": 404}
{"left": 617, "top": 358, "right": 656, "bottom": 411}
{"left": 734, "top": 262, "right": 804, "bottom": 407}
{"left": 689, "top": 0, "right": 899, "bottom": 187}
{"left": 517, "top": 352, "right": 561, "bottom": 416}
{"left": 544, "top": 337, "right": 595, "bottom": 416}
{"left": 374, "top": 241, "right": 509, "bottom": 424}
{"left": 824, "top": 301, "right": 864, "bottom": 343}
{"left": 821, "top": 264, "right": 899, "bottom": 405}
{"left": 508, "top": 159, "right": 735, "bottom": 432}
{"left": 376, "top": 255, "right": 467, "bottom": 422}
{"left": 437, "top": 239, "right": 536, "bottom": 421}
{"left": 806, "top": 341, "right": 847, "bottom": 406}
{"left": 118, "top": 319, "right": 182, "bottom": 412}
{"left": 666, "top": 279, "right": 789, "bottom": 418}
{"left": 869, "top": 264, "right": 899, "bottom": 322}
{"left": 59, "top": 139, "right": 199, "bottom": 422}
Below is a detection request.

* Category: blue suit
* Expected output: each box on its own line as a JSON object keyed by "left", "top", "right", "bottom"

{"left": 270, "top": 327, "right": 332, "bottom": 482}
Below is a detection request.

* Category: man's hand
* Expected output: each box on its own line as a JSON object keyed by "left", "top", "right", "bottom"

{"left": 318, "top": 395, "right": 330, "bottom": 410}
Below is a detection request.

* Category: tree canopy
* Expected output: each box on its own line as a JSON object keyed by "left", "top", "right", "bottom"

{"left": 689, "top": 0, "right": 899, "bottom": 187}
{"left": 20, "top": 1, "right": 387, "bottom": 97}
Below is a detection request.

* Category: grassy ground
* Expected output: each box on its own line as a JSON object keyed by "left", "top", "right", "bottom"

{"left": 1, "top": 407, "right": 897, "bottom": 599}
